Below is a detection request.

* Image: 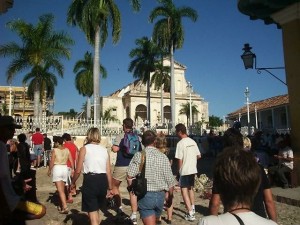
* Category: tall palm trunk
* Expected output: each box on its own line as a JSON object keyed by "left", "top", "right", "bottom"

{"left": 93, "top": 26, "right": 101, "bottom": 126}
{"left": 87, "top": 96, "right": 91, "bottom": 119}
{"left": 161, "top": 84, "right": 164, "bottom": 124}
{"left": 34, "top": 83, "right": 40, "bottom": 127}
{"left": 146, "top": 75, "right": 151, "bottom": 127}
{"left": 170, "top": 42, "right": 175, "bottom": 129}
{"left": 161, "top": 56, "right": 164, "bottom": 125}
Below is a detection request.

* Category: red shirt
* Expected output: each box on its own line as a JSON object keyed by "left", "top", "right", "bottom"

{"left": 64, "top": 141, "right": 78, "bottom": 168}
{"left": 32, "top": 132, "right": 44, "bottom": 145}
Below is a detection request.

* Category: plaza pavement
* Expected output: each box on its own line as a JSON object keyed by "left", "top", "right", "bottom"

{"left": 26, "top": 156, "right": 300, "bottom": 225}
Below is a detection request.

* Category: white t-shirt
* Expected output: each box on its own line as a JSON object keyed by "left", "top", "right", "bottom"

{"left": 175, "top": 137, "right": 200, "bottom": 176}
{"left": 198, "top": 212, "right": 277, "bottom": 225}
{"left": 279, "top": 146, "right": 293, "bottom": 170}
{"left": 83, "top": 143, "right": 109, "bottom": 174}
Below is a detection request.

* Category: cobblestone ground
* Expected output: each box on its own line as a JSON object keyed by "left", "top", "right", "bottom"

{"left": 29, "top": 168, "right": 300, "bottom": 225}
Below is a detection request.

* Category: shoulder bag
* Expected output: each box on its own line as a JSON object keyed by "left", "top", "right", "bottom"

{"left": 130, "top": 150, "right": 147, "bottom": 200}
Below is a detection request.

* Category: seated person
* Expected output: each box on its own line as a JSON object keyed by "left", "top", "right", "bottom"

{"left": 268, "top": 138, "right": 293, "bottom": 189}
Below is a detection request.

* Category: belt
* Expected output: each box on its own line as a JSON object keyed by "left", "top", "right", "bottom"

{"left": 84, "top": 172, "right": 103, "bottom": 175}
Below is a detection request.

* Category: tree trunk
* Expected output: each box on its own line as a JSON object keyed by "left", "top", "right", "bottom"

{"left": 87, "top": 97, "right": 91, "bottom": 119}
{"left": 93, "top": 26, "right": 101, "bottom": 127}
{"left": 34, "top": 83, "right": 40, "bottom": 128}
{"left": 161, "top": 84, "right": 164, "bottom": 124}
{"left": 170, "top": 42, "right": 175, "bottom": 129}
{"left": 146, "top": 76, "right": 151, "bottom": 127}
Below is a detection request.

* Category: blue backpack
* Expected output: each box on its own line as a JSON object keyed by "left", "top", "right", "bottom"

{"left": 122, "top": 132, "right": 141, "bottom": 158}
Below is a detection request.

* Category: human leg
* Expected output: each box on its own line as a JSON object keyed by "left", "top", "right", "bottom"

{"left": 112, "top": 178, "right": 122, "bottom": 211}
{"left": 128, "top": 179, "right": 138, "bottom": 224}
{"left": 188, "top": 187, "right": 195, "bottom": 213}
{"left": 88, "top": 211, "right": 100, "bottom": 225}
{"left": 55, "top": 181, "right": 68, "bottom": 211}
{"left": 139, "top": 192, "right": 165, "bottom": 225}
{"left": 277, "top": 165, "right": 292, "bottom": 187}
{"left": 179, "top": 175, "right": 195, "bottom": 221}
{"left": 142, "top": 215, "right": 156, "bottom": 225}
{"left": 112, "top": 166, "right": 128, "bottom": 213}
{"left": 181, "top": 187, "right": 192, "bottom": 212}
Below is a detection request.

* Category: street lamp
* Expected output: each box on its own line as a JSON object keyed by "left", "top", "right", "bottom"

{"left": 187, "top": 81, "right": 193, "bottom": 134}
{"left": 241, "top": 43, "right": 286, "bottom": 85}
{"left": 244, "top": 87, "right": 251, "bottom": 135}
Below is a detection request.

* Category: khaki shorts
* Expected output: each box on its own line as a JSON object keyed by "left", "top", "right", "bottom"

{"left": 112, "top": 166, "right": 128, "bottom": 182}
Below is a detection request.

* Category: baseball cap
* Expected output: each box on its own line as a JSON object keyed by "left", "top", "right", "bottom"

{"left": 0, "top": 116, "right": 22, "bottom": 129}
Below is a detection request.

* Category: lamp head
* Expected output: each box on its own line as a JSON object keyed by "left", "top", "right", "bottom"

{"left": 241, "top": 43, "right": 256, "bottom": 69}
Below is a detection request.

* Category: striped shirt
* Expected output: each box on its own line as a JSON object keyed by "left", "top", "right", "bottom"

{"left": 127, "top": 146, "right": 176, "bottom": 192}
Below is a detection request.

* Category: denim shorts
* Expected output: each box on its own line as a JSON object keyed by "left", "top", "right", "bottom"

{"left": 179, "top": 174, "right": 195, "bottom": 188}
{"left": 33, "top": 144, "right": 43, "bottom": 156}
{"left": 138, "top": 191, "right": 165, "bottom": 219}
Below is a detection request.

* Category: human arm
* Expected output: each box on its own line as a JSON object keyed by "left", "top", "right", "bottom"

{"left": 47, "top": 149, "right": 56, "bottom": 176}
{"left": 68, "top": 151, "right": 74, "bottom": 171}
{"left": 127, "top": 152, "right": 142, "bottom": 186}
{"left": 71, "top": 146, "right": 86, "bottom": 187}
{"left": 106, "top": 151, "right": 113, "bottom": 197}
{"left": 111, "top": 135, "right": 122, "bottom": 153}
{"left": 263, "top": 188, "right": 277, "bottom": 222}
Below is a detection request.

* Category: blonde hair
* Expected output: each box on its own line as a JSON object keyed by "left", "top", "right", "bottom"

{"left": 243, "top": 136, "right": 252, "bottom": 151}
{"left": 155, "top": 132, "right": 168, "bottom": 154}
{"left": 85, "top": 127, "right": 101, "bottom": 144}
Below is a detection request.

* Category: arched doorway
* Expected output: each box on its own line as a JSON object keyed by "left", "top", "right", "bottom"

{"left": 135, "top": 104, "right": 147, "bottom": 127}
{"left": 164, "top": 106, "right": 171, "bottom": 123}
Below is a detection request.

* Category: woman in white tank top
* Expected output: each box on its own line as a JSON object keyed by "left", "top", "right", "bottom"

{"left": 71, "top": 128, "right": 113, "bottom": 225}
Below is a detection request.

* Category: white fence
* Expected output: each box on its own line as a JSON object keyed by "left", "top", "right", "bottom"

{"left": 13, "top": 116, "right": 123, "bottom": 136}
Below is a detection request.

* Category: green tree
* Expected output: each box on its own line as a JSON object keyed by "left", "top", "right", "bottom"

{"left": 74, "top": 51, "right": 107, "bottom": 119}
{"left": 128, "top": 36, "right": 162, "bottom": 125}
{"left": 101, "top": 106, "right": 119, "bottom": 121}
{"left": 67, "top": 0, "right": 121, "bottom": 124}
{"left": 179, "top": 102, "right": 199, "bottom": 125}
{"left": 149, "top": 0, "right": 198, "bottom": 126}
{"left": 0, "top": 14, "right": 73, "bottom": 124}
{"left": 150, "top": 61, "right": 170, "bottom": 123}
{"left": 209, "top": 115, "right": 223, "bottom": 128}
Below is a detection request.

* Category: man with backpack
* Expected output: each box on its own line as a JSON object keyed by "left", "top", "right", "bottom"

{"left": 111, "top": 118, "right": 141, "bottom": 225}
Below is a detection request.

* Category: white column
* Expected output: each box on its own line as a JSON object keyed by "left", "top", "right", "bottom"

{"left": 9, "top": 86, "right": 12, "bottom": 116}
{"left": 255, "top": 105, "right": 258, "bottom": 129}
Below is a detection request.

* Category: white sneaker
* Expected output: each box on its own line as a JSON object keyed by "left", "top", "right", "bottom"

{"left": 192, "top": 208, "right": 195, "bottom": 215}
{"left": 185, "top": 213, "right": 195, "bottom": 221}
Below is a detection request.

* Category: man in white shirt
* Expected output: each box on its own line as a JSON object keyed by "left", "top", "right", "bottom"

{"left": 175, "top": 123, "right": 201, "bottom": 221}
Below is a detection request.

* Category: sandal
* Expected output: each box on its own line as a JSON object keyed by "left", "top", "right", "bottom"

{"left": 59, "top": 207, "right": 69, "bottom": 214}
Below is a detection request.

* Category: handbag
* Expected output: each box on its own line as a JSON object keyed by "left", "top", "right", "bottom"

{"left": 130, "top": 150, "right": 147, "bottom": 199}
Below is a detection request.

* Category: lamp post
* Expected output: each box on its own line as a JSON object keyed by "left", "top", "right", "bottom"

{"left": 187, "top": 81, "right": 193, "bottom": 134}
{"left": 241, "top": 43, "right": 286, "bottom": 85}
{"left": 244, "top": 87, "right": 251, "bottom": 135}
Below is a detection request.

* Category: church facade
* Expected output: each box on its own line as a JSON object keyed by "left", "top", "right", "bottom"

{"left": 100, "top": 59, "right": 209, "bottom": 129}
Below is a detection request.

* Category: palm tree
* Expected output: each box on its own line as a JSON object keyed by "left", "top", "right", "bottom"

{"left": 179, "top": 102, "right": 199, "bottom": 126}
{"left": 101, "top": 106, "right": 119, "bottom": 121}
{"left": 149, "top": 0, "right": 198, "bottom": 127}
{"left": 24, "top": 63, "right": 58, "bottom": 119}
{"left": 0, "top": 14, "right": 73, "bottom": 125}
{"left": 67, "top": 0, "right": 142, "bottom": 125}
{"left": 68, "top": 0, "right": 131, "bottom": 126}
{"left": 128, "top": 36, "right": 162, "bottom": 126}
{"left": 150, "top": 61, "right": 170, "bottom": 124}
{"left": 73, "top": 51, "right": 107, "bottom": 119}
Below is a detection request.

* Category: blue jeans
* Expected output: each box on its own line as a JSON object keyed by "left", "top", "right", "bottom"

{"left": 138, "top": 191, "right": 165, "bottom": 219}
